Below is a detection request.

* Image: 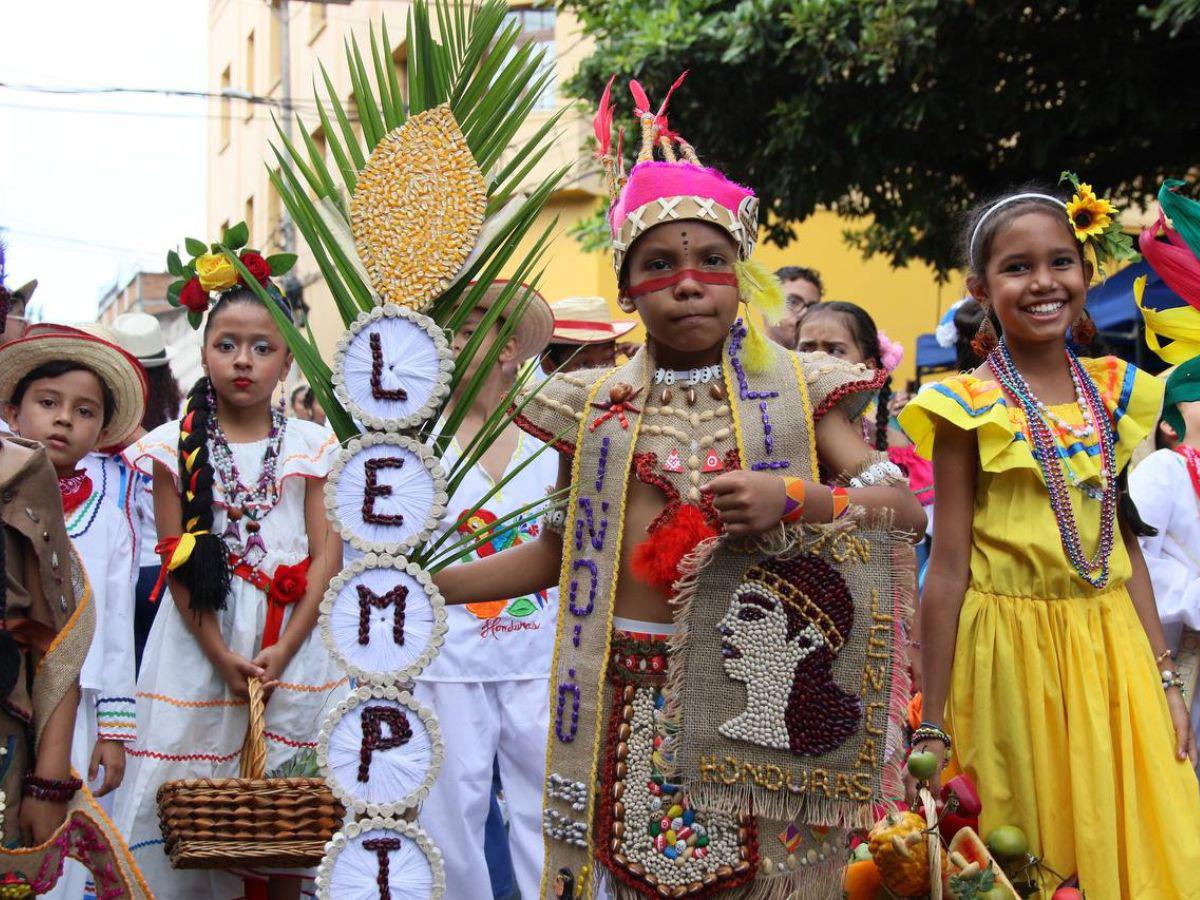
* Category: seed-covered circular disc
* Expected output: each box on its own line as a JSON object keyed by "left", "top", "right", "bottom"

{"left": 316, "top": 817, "right": 444, "bottom": 899}
{"left": 317, "top": 686, "right": 442, "bottom": 817}
{"left": 320, "top": 554, "right": 447, "bottom": 683}
{"left": 325, "top": 433, "right": 447, "bottom": 555}
{"left": 332, "top": 305, "right": 453, "bottom": 432}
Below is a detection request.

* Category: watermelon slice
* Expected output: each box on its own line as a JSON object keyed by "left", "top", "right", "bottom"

{"left": 945, "top": 828, "right": 1021, "bottom": 898}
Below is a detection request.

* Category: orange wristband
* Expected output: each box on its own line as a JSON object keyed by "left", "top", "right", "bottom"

{"left": 781, "top": 478, "right": 806, "bottom": 523}
{"left": 831, "top": 486, "right": 850, "bottom": 521}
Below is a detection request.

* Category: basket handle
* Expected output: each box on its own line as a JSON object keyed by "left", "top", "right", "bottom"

{"left": 921, "top": 787, "right": 943, "bottom": 900}
{"left": 239, "top": 676, "right": 268, "bottom": 780}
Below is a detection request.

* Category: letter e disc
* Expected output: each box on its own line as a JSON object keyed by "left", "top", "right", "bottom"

{"left": 325, "top": 433, "right": 447, "bottom": 555}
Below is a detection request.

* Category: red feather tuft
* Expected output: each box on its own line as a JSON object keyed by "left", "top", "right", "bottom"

{"left": 593, "top": 73, "right": 617, "bottom": 157}
{"left": 656, "top": 70, "right": 689, "bottom": 119}
{"left": 630, "top": 504, "right": 718, "bottom": 597}
{"left": 629, "top": 79, "right": 651, "bottom": 116}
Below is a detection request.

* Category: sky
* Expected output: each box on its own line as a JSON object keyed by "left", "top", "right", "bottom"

{"left": 0, "top": 0, "right": 208, "bottom": 323}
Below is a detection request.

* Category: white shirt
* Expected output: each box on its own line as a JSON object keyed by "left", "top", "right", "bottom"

{"left": 417, "top": 427, "right": 560, "bottom": 682}
{"left": 73, "top": 456, "right": 138, "bottom": 741}
{"left": 1130, "top": 449, "right": 1200, "bottom": 637}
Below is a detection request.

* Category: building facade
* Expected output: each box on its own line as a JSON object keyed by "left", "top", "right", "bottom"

{"left": 98, "top": 271, "right": 202, "bottom": 389}
{"left": 206, "top": 0, "right": 950, "bottom": 383}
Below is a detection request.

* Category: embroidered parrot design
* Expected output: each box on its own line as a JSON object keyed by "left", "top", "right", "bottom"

{"left": 456, "top": 508, "right": 549, "bottom": 620}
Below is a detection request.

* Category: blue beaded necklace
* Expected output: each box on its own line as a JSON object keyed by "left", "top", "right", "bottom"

{"left": 987, "top": 341, "right": 1117, "bottom": 588}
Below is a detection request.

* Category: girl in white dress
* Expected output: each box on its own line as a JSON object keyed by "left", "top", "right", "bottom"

{"left": 114, "top": 286, "right": 346, "bottom": 899}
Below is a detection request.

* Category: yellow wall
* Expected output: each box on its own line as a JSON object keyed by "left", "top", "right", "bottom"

{"left": 516, "top": 197, "right": 959, "bottom": 385}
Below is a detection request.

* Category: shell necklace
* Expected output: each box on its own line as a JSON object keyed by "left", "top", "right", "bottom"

{"left": 207, "top": 383, "right": 288, "bottom": 567}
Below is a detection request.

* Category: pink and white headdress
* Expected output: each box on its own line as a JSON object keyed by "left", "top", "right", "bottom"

{"left": 595, "top": 73, "right": 760, "bottom": 277}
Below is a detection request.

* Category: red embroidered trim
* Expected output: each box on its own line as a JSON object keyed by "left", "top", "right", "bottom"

{"left": 633, "top": 449, "right": 740, "bottom": 533}
{"left": 1176, "top": 445, "right": 1200, "bottom": 500}
{"left": 812, "top": 367, "right": 888, "bottom": 423}
{"left": 511, "top": 411, "right": 575, "bottom": 456}
{"left": 127, "top": 748, "right": 240, "bottom": 763}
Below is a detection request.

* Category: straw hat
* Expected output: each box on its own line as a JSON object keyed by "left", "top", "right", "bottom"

{"left": 549, "top": 296, "right": 637, "bottom": 345}
{"left": 111, "top": 312, "right": 169, "bottom": 368}
{"left": 0, "top": 330, "right": 149, "bottom": 447}
{"left": 474, "top": 281, "right": 554, "bottom": 362}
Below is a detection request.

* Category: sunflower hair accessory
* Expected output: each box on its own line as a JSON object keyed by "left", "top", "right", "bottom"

{"left": 165, "top": 221, "right": 298, "bottom": 329}
{"left": 1060, "top": 171, "right": 1139, "bottom": 276}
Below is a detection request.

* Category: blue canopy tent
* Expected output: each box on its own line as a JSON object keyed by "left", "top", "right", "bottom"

{"left": 913, "top": 261, "right": 1178, "bottom": 381}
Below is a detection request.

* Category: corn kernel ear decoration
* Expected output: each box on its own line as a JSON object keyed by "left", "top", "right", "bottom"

{"left": 351, "top": 105, "right": 487, "bottom": 311}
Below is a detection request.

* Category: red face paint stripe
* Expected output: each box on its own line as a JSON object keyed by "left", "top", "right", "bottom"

{"left": 625, "top": 269, "right": 738, "bottom": 298}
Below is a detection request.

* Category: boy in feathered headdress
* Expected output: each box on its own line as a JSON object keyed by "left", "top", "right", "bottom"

{"left": 435, "top": 76, "right": 925, "bottom": 899}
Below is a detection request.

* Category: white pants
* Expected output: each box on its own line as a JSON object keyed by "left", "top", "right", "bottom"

{"left": 413, "top": 678, "right": 549, "bottom": 900}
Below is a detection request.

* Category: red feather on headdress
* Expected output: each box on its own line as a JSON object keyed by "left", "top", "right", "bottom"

{"left": 594, "top": 74, "right": 617, "bottom": 158}
{"left": 656, "top": 70, "right": 689, "bottom": 120}
{"left": 629, "top": 79, "right": 652, "bottom": 117}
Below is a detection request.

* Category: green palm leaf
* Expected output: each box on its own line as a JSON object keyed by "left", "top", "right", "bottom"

{"left": 267, "top": 0, "right": 577, "bottom": 560}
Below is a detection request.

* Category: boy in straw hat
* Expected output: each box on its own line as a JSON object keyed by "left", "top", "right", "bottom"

{"left": 435, "top": 77, "right": 924, "bottom": 898}
{"left": 542, "top": 296, "right": 638, "bottom": 375}
{"left": 0, "top": 328, "right": 147, "bottom": 898}
{"left": 413, "top": 281, "right": 564, "bottom": 900}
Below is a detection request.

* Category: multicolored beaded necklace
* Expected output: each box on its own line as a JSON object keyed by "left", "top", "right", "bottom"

{"left": 206, "top": 382, "right": 288, "bottom": 567}
{"left": 987, "top": 341, "right": 1117, "bottom": 588}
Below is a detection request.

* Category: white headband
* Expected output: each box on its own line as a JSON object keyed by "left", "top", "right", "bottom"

{"left": 968, "top": 192, "right": 1068, "bottom": 265}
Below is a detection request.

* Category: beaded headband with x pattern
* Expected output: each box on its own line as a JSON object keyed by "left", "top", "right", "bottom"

{"left": 164, "top": 221, "right": 299, "bottom": 329}
{"left": 595, "top": 72, "right": 786, "bottom": 373}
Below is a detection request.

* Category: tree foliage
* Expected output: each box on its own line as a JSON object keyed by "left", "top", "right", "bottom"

{"left": 567, "top": 0, "right": 1200, "bottom": 277}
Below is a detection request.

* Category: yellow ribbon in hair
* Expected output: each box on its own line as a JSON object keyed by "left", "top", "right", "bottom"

{"left": 735, "top": 259, "right": 786, "bottom": 375}
{"left": 1135, "top": 275, "right": 1200, "bottom": 365}
{"left": 155, "top": 530, "right": 210, "bottom": 572}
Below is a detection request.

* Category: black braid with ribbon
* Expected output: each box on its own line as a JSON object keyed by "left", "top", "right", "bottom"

{"left": 173, "top": 376, "right": 233, "bottom": 614}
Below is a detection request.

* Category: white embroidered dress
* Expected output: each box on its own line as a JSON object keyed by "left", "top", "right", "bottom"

{"left": 113, "top": 416, "right": 347, "bottom": 898}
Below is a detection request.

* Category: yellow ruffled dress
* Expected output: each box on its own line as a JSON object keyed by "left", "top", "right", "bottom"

{"left": 901, "top": 356, "right": 1200, "bottom": 900}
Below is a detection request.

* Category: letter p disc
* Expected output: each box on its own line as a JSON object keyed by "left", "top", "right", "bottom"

{"left": 318, "top": 685, "right": 442, "bottom": 817}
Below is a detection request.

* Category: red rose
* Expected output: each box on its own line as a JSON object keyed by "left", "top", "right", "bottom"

{"left": 269, "top": 558, "right": 311, "bottom": 606}
{"left": 239, "top": 251, "right": 272, "bottom": 286}
{"left": 179, "top": 277, "right": 209, "bottom": 313}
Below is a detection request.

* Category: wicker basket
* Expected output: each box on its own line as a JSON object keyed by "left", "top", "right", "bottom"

{"left": 156, "top": 677, "right": 344, "bottom": 869}
{"left": 921, "top": 787, "right": 943, "bottom": 900}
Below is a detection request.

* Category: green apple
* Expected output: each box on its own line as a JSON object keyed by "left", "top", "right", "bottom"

{"left": 986, "top": 824, "right": 1030, "bottom": 860}
{"left": 906, "top": 749, "right": 939, "bottom": 780}
{"left": 852, "top": 842, "right": 872, "bottom": 862}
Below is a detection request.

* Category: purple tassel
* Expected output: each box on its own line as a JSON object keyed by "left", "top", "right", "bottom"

{"left": 222, "top": 516, "right": 242, "bottom": 547}
{"left": 243, "top": 531, "right": 267, "bottom": 567}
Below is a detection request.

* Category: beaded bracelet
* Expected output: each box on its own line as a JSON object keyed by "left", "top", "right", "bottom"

{"left": 541, "top": 507, "right": 567, "bottom": 535}
{"left": 1155, "top": 648, "right": 1173, "bottom": 666}
{"left": 22, "top": 773, "right": 82, "bottom": 803}
{"left": 912, "top": 722, "right": 952, "bottom": 751}
{"left": 830, "top": 486, "right": 851, "bottom": 521}
{"left": 781, "top": 478, "right": 806, "bottom": 524}
{"left": 1164, "top": 676, "right": 1186, "bottom": 693}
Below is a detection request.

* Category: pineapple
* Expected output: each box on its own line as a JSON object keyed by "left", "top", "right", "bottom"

{"left": 868, "top": 810, "right": 946, "bottom": 897}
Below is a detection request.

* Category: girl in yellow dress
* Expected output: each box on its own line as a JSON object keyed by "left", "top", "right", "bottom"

{"left": 900, "top": 183, "right": 1200, "bottom": 899}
